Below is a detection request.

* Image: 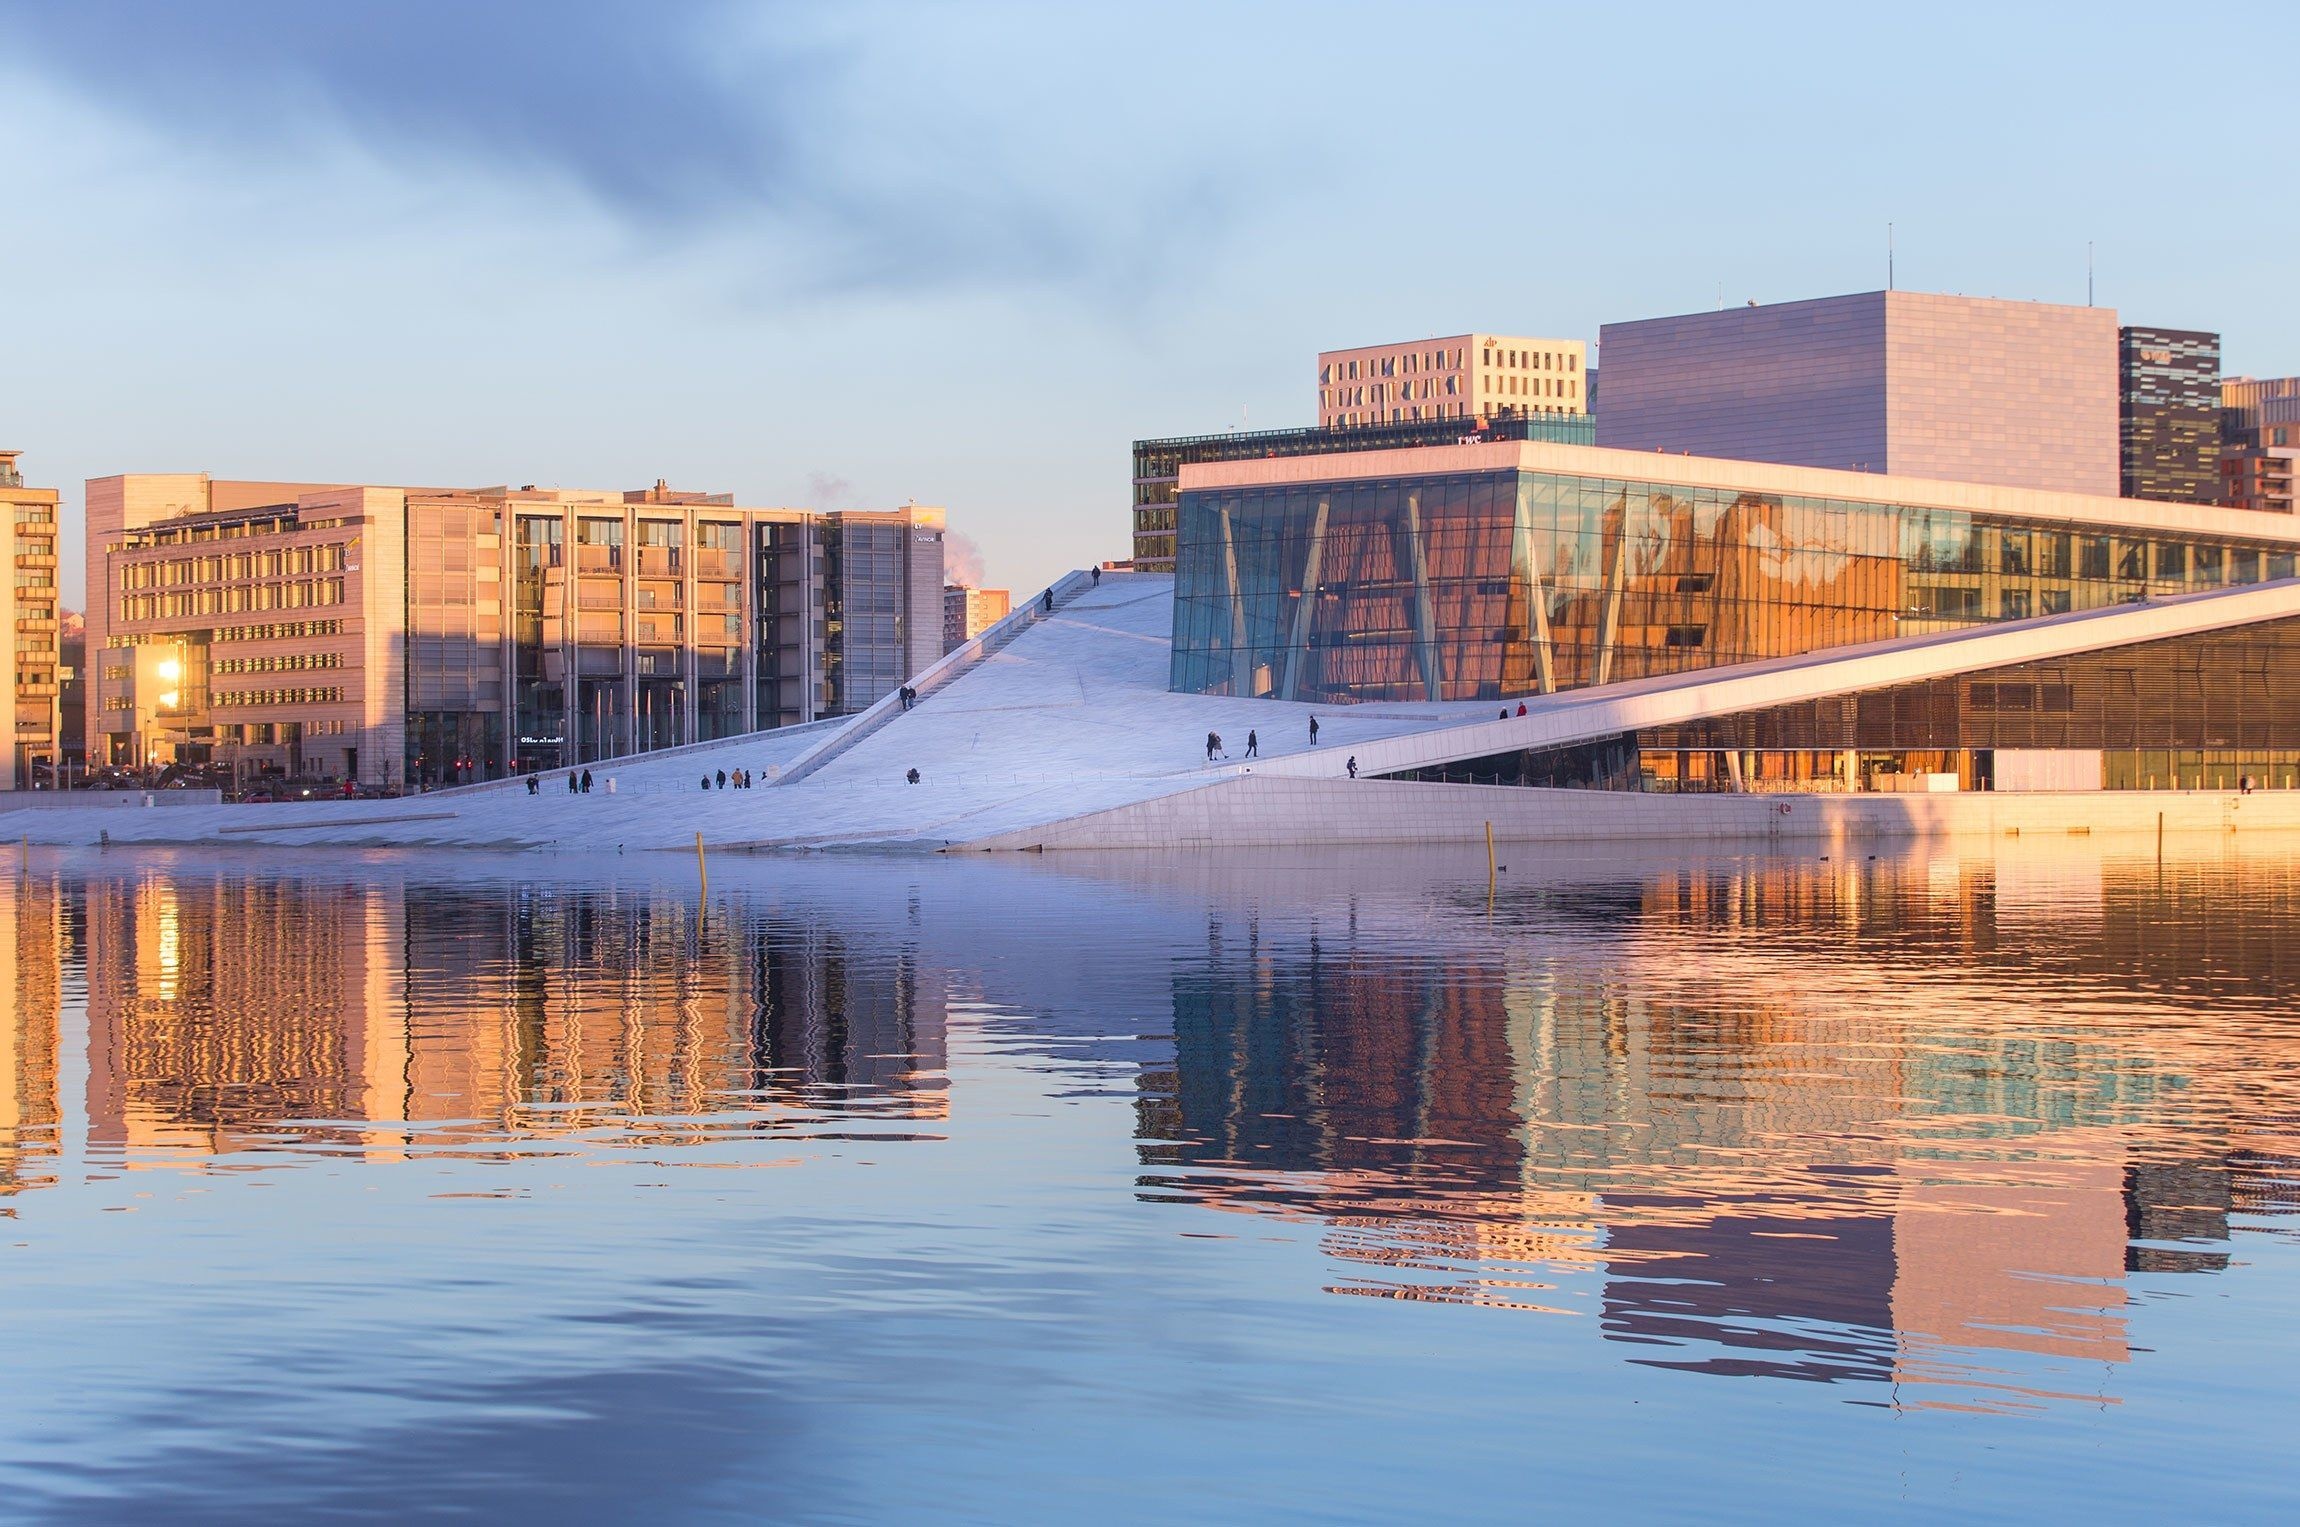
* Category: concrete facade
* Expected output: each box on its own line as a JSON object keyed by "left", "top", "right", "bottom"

{"left": 943, "top": 585, "right": 1011, "bottom": 654}
{"left": 0, "top": 452, "right": 63, "bottom": 789}
{"left": 1597, "top": 291, "right": 2121, "bottom": 497}
{"left": 1319, "top": 333, "right": 1586, "bottom": 427}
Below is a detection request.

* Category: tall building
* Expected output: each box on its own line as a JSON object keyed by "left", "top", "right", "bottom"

{"left": 1318, "top": 333, "right": 1587, "bottom": 428}
{"left": 1131, "top": 411, "right": 1596, "bottom": 573}
{"left": 84, "top": 474, "right": 944, "bottom": 786}
{"left": 943, "top": 585, "right": 1011, "bottom": 654}
{"left": 1596, "top": 291, "right": 2123, "bottom": 497}
{"left": 2118, "top": 326, "right": 2223, "bottom": 504}
{"left": 2221, "top": 376, "right": 2300, "bottom": 516}
{"left": 0, "top": 451, "right": 62, "bottom": 789}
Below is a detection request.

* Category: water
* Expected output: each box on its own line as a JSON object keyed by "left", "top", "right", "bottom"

{"left": 2, "top": 841, "right": 2296, "bottom": 1521}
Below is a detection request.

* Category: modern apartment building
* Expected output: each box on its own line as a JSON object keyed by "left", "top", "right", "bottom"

{"left": 2119, "top": 326, "right": 2223, "bottom": 504}
{"left": 1318, "top": 333, "right": 1587, "bottom": 428}
{"left": 85, "top": 473, "right": 944, "bottom": 787}
{"left": 1596, "top": 291, "right": 2123, "bottom": 497}
{"left": 943, "top": 585, "right": 1011, "bottom": 654}
{"left": 2221, "top": 377, "right": 2300, "bottom": 515}
{"left": 0, "top": 451, "right": 62, "bottom": 789}
{"left": 1130, "top": 411, "right": 1596, "bottom": 573}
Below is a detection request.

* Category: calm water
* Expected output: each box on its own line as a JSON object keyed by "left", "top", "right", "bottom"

{"left": 2, "top": 841, "right": 2296, "bottom": 1521}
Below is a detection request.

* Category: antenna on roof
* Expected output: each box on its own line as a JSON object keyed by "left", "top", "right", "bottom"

{"left": 1887, "top": 222, "right": 1894, "bottom": 291}
{"left": 2087, "top": 241, "right": 2095, "bottom": 307}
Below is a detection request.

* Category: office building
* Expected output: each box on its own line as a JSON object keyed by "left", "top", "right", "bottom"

{"left": 944, "top": 585, "right": 1011, "bottom": 654}
{"left": 85, "top": 473, "right": 944, "bottom": 786}
{"left": 1131, "top": 411, "right": 1595, "bottom": 573}
{"left": 1170, "top": 436, "right": 2300, "bottom": 790}
{"left": 1318, "top": 333, "right": 1587, "bottom": 428}
{"left": 1596, "top": 291, "right": 2122, "bottom": 496}
{"left": 2118, "top": 326, "right": 2222, "bottom": 504}
{"left": 2221, "top": 376, "right": 2300, "bottom": 515}
{"left": 0, "top": 451, "right": 62, "bottom": 789}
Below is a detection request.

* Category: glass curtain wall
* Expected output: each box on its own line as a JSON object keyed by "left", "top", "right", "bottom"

{"left": 512, "top": 515, "right": 564, "bottom": 772}
{"left": 1173, "top": 470, "right": 2300, "bottom": 705}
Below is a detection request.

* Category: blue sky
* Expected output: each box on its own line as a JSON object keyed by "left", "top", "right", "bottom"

{"left": 4, "top": 0, "right": 2297, "bottom": 606}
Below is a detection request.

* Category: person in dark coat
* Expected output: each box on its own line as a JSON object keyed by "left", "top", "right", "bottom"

{"left": 701, "top": 774, "right": 711, "bottom": 790}
{"left": 1205, "top": 731, "right": 1222, "bottom": 762}
{"left": 1091, "top": 567, "right": 1101, "bottom": 587}
{"left": 1308, "top": 715, "right": 1319, "bottom": 746}
{"left": 527, "top": 774, "right": 539, "bottom": 795}
{"left": 568, "top": 770, "right": 579, "bottom": 793}
{"left": 1041, "top": 588, "right": 1054, "bottom": 614}
{"left": 1245, "top": 730, "right": 1258, "bottom": 759}
{"left": 1347, "top": 755, "right": 1358, "bottom": 779}
{"left": 906, "top": 767, "right": 921, "bottom": 784}
{"left": 716, "top": 769, "right": 727, "bottom": 789}
{"left": 580, "top": 768, "right": 592, "bottom": 794}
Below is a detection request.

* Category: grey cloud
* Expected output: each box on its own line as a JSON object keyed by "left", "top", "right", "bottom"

{"left": 0, "top": 0, "right": 1210, "bottom": 302}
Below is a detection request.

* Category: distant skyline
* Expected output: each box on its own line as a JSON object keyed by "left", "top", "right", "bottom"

{"left": 5, "top": 0, "right": 2299, "bottom": 608}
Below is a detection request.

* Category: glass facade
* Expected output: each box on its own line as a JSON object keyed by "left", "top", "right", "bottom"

{"left": 1381, "top": 616, "right": 2300, "bottom": 794}
{"left": 1133, "top": 412, "right": 1595, "bottom": 573}
{"left": 2120, "top": 326, "right": 2223, "bottom": 505}
{"left": 1172, "top": 466, "right": 2300, "bottom": 706}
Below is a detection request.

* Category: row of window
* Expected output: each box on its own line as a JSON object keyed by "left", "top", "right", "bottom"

{"left": 119, "top": 544, "right": 349, "bottom": 588}
{"left": 212, "top": 652, "right": 344, "bottom": 675}
{"left": 118, "top": 579, "right": 347, "bottom": 621}
{"left": 1324, "top": 349, "right": 1466, "bottom": 384}
{"left": 1483, "top": 346, "right": 1578, "bottom": 373}
{"left": 212, "top": 686, "right": 346, "bottom": 708}
{"left": 1329, "top": 403, "right": 1581, "bottom": 427}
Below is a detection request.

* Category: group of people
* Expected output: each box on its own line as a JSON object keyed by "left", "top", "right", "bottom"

{"left": 541, "top": 768, "right": 597, "bottom": 796}
{"left": 701, "top": 769, "right": 755, "bottom": 790}
{"left": 1202, "top": 715, "right": 1355, "bottom": 778}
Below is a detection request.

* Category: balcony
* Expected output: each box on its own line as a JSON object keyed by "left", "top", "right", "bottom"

{"left": 14, "top": 552, "right": 56, "bottom": 569}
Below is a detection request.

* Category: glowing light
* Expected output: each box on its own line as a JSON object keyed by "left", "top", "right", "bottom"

{"left": 157, "top": 658, "right": 181, "bottom": 681}
{"left": 158, "top": 691, "right": 180, "bottom": 709}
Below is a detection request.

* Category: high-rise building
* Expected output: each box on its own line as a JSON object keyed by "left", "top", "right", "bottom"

{"left": 1318, "top": 333, "right": 1586, "bottom": 429}
{"left": 943, "top": 585, "right": 1011, "bottom": 654}
{"left": 84, "top": 473, "right": 944, "bottom": 786}
{"left": 2119, "top": 326, "right": 2223, "bottom": 504}
{"left": 2220, "top": 377, "right": 2300, "bottom": 516}
{"left": 0, "top": 451, "right": 62, "bottom": 789}
{"left": 1596, "top": 291, "right": 2123, "bottom": 496}
{"left": 1131, "top": 412, "right": 1596, "bottom": 573}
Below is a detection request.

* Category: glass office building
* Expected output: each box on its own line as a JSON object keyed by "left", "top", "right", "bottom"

{"left": 1172, "top": 449, "right": 2300, "bottom": 707}
{"left": 2119, "top": 326, "right": 2224, "bottom": 505}
{"left": 1132, "top": 412, "right": 1595, "bottom": 573}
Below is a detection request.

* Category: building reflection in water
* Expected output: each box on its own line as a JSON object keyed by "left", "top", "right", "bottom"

{"left": 1137, "top": 850, "right": 2300, "bottom": 1411}
{"left": 62, "top": 869, "right": 947, "bottom": 1161}
{"left": 1, "top": 865, "right": 65, "bottom": 1202}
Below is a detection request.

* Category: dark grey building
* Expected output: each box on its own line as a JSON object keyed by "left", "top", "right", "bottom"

{"left": 2119, "top": 326, "right": 2223, "bottom": 505}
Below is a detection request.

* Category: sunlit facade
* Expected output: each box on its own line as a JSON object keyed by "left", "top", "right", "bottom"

{"left": 1172, "top": 440, "right": 2300, "bottom": 707}
{"left": 86, "top": 473, "right": 946, "bottom": 786}
{"left": 0, "top": 451, "right": 63, "bottom": 788}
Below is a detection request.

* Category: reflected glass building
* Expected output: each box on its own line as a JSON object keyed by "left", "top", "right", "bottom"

{"left": 1172, "top": 442, "right": 2300, "bottom": 704}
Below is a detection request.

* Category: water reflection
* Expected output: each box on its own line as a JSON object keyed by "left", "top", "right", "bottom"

{"left": 1137, "top": 850, "right": 2300, "bottom": 1410}
{"left": 3, "top": 841, "right": 2297, "bottom": 1453}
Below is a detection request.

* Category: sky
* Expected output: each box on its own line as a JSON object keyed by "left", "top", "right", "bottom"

{"left": 4, "top": 0, "right": 2299, "bottom": 608}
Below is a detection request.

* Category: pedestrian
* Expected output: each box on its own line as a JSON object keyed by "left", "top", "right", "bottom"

{"left": 527, "top": 774, "right": 539, "bottom": 796}
{"left": 2242, "top": 774, "right": 2256, "bottom": 795}
{"left": 1499, "top": 708, "right": 1509, "bottom": 720}
{"left": 1042, "top": 588, "right": 1054, "bottom": 614}
{"left": 567, "top": 770, "right": 579, "bottom": 793}
{"left": 1245, "top": 730, "right": 1258, "bottom": 759}
{"left": 701, "top": 774, "right": 711, "bottom": 790}
{"left": 1205, "top": 730, "right": 1221, "bottom": 762}
{"left": 716, "top": 768, "right": 726, "bottom": 789}
{"left": 1347, "top": 755, "right": 1358, "bottom": 779}
{"left": 1308, "top": 715, "right": 1319, "bottom": 746}
{"left": 1516, "top": 702, "right": 1527, "bottom": 717}
{"left": 906, "top": 767, "right": 921, "bottom": 784}
{"left": 580, "top": 768, "right": 592, "bottom": 794}
{"left": 1091, "top": 566, "right": 1101, "bottom": 587}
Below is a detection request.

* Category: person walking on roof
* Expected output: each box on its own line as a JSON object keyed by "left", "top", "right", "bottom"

{"left": 1042, "top": 588, "right": 1055, "bottom": 615}
{"left": 1206, "top": 731, "right": 1223, "bottom": 762}
{"left": 580, "top": 768, "right": 593, "bottom": 794}
{"left": 1091, "top": 566, "right": 1101, "bottom": 587}
{"left": 1516, "top": 701, "right": 1527, "bottom": 716}
{"left": 1308, "top": 715, "right": 1319, "bottom": 746}
{"left": 1245, "top": 730, "right": 1258, "bottom": 759}
{"left": 906, "top": 767, "right": 921, "bottom": 784}
{"left": 568, "top": 770, "right": 579, "bottom": 793}
{"left": 1347, "top": 755, "right": 1358, "bottom": 779}
{"left": 716, "top": 768, "right": 726, "bottom": 789}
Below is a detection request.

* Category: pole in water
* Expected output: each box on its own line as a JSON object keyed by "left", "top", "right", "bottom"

{"left": 695, "top": 831, "right": 709, "bottom": 898}
{"left": 2157, "top": 811, "right": 2164, "bottom": 862}
{"left": 1485, "top": 820, "right": 1496, "bottom": 884}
